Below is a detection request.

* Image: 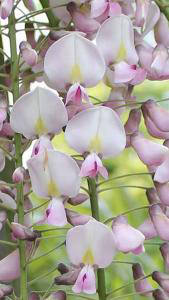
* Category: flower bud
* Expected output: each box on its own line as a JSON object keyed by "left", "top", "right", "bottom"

{"left": 57, "top": 263, "right": 70, "bottom": 275}
{"left": 65, "top": 209, "right": 90, "bottom": 226}
{"left": 125, "top": 109, "right": 141, "bottom": 139}
{"left": 68, "top": 193, "right": 88, "bottom": 206}
{"left": 154, "top": 13, "right": 169, "bottom": 48}
{"left": 149, "top": 204, "right": 169, "bottom": 241}
{"left": 142, "top": 100, "right": 169, "bottom": 135}
{"left": 23, "top": 0, "right": 37, "bottom": 11}
{"left": 19, "top": 41, "right": 38, "bottom": 67}
{"left": 132, "top": 263, "right": 152, "bottom": 296}
{"left": 152, "top": 271, "right": 169, "bottom": 293}
{"left": 12, "top": 167, "right": 25, "bottom": 184}
{"left": 11, "top": 222, "right": 40, "bottom": 241}
{"left": 50, "top": 291, "right": 66, "bottom": 300}
{"left": 153, "top": 289, "right": 168, "bottom": 300}
{"left": 154, "top": 182, "right": 169, "bottom": 206}
{"left": 112, "top": 215, "right": 145, "bottom": 254}
{"left": 160, "top": 243, "right": 169, "bottom": 269}
{"left": 0, "top": 284, "right": 13, "bottom": 298}
{"left": 55, "top": 266, "right": 81, "bottom": 286}
{"left": 138, "top": 218, "right": 157, "bottom": 240}
{"left": 0, "top": 0, "right": 14, "bottom": 19}
{"left": 29, "top": 292, "right": 40, "bottom": 300}
{"left": 146, "top": 188, "right": 160, "bottom": 204}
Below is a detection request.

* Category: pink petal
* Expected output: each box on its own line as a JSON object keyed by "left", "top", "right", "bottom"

{"left": 0, "top": 0, "right": 13, "bottom": 19}
{"left": 149, "top": 204, "right": 169, "bottom": 241}
{"left": 112, "top": 216, "right": 145, "bottom": 253}
{"left": 0, "top": 250, "right": 20, "bottom": 281}
{"left": 154, "top": 157, "right": 169, "bottom": 183}
{"left": 113, "top": 62, "right": 137, "bottom": 84}
{"left": 131, "top": 133, "right": 168, "bottom": 167}
{"left": 90, "top": 0, "right": 107, "bottom": 18}
{"left": 80, "top": 153, "right": 108, "bottom": 179}
{"left": 138, "top": 218, "right": 157, "bottom": 240}
{"left": 154, "top": 13, "right": 169, "bottom": 48}
{"left": 46, "top": 198, "right": 67, "bottom": 227}
{"left": 73, "top": 265, "right": 96, "bottom": 294}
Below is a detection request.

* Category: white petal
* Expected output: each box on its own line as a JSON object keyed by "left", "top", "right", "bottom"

{"left": 66, "top": 219, "right": 116, "bottom": 267}
{"left": 65, "top": 106, "right": 126, "bottom": 158}
{"left": 96, "top": 15, "right": 138, "bottom": 65}
{"left": 27, "top": 150, "right": 80, "bottom": 198}
{"left": 10, "top": 86, "right": 68, "bottom": 139}
{"left": 44, "top": 33, "right": 105, "bottom": 91}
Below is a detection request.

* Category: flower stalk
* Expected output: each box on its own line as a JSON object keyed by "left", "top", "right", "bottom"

{"left": 87, "top": 177, "right": 107, "bottom": 300}
{"left": 9, "top": 9, "right": 27, "bottom": 300}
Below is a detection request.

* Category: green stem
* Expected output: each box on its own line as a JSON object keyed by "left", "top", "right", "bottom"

{"left": 27, "top": 241, "right": 65, "bottom": 265}
{"left": 87, "top": 178, "right": 106, "bottom": 300}
{"left": 98, "top": 172, "right": 152, "bottom": 187}
{"left": 9, "top": 11, "right": 28, "bottom": 300}
{"left": 107, "top": 273, "right": 152, "bottom": 298}
{"left": 39, "top": 0, "right": 59, "bottom": 27}
{"left": 104, "top": 205, "right": 150, "bottom": 224}
{"left": 0, "top": 240, "right": 17, "bottom": 247}
{"left": 98, "top": 185, "right": 150, "bottom": 194}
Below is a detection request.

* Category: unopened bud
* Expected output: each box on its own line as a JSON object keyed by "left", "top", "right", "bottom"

{"left": 12, "top": 167, "right": 25, "bottom": 184}
{"left": 155, "top": 182, "right": 169, "bottom": 206}
{"left": 154, "top": 13, "right": 169, "bottom": 48}
{"left": 19, "top": 41, "right": 38, "bottom": 67}
{"left": 146, "top": 188, "right": 160, "bottom": 204}
{"left": 138, "top": 218, "right": 157, "bottom": 240}
{"left": 50, "top": 290, "right": 66, "bottom": 300}
{"left": 57, "top": 263, "right": 70, "bottom": 275}
{"left": 125, "top": 109, "right": 141, "bottom": 135}
{"left": 55, "top": 267, "right": 81, "bottom": 286}
{"left": 160, "top": 243, "right": 169, "bottom": 269}
{"left": 11, "top": 222, "right": 41, "bottom": 241}
{"left": 141, "top": 100, "right": 169, "bottom": 139}
{"left": 153, "top": 289, "right": 168, "bottom": 300}
{"left": 29, "top": 292, "right": 40, "bottom": 300}
{"left": 66, "top": 209, "right": 90, "bottom": 226}
{"left": 149, "top": 204, "right": 169, "bottom": 241}
{"left": 0, "top": 284, "right": 13, "bottom": 298}
{"left": 68, "top": 193, "right": 88, "bottom": 206}
{"left": 132, "top": 263, "right": 152, "bottom": 296}
{"left": 152, "top": 271, "right": 169, "bottom": 293}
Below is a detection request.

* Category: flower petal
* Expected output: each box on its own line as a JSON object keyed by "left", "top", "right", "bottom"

{"left": 0, "top": 250, "right": 20, "bottom": 281}
{"left": 10, "top": 86, "right": 68, "bottom": 139}
{"left": 27, "top": 150, "right": 80, "bottom": 198}
{"left": 65, "top": 106, "right": 126, "bottom": 158}
{"left": 72, "top": 265, "right": 96, "bottom": 294}
{"left": 96, "top": 15, "right": 138, "bottom": 65}
{"left": 66, "top": 219, "right": 116, "bottom": 267}
{"left": 44, "top": 33, "right": 105, "bottom": 91}
{"left": 46, "top": 198, "right": 67, "bottom": 227}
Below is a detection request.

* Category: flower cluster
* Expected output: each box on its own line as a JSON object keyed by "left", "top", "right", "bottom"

{"left": 0, "top": 0, "right": 169, "bottom": 299}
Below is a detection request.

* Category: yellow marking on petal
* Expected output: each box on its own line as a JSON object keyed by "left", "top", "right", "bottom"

{"left": 82, "top": 248, "right": 94, "bottom": 265}
{"left": 89, "top": 136, "right": 102, "bottom": 153}
{"left": 71, "top": 64, "right": 83, "bottom": 83}
{"left": 116, "top": 43, "right": 126, "bottom": 62}
{"left": 48, "top": 180, "right": 59, "bottom": 197}
{"left": 35, "top": 117, "right": 47, "bottom": 136}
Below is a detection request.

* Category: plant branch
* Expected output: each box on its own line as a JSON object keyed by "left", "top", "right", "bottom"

{"left": 87, "top": 177, "right": 106, "bottom": 300}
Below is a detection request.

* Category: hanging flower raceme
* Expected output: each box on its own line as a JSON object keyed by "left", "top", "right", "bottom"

{"left": 96, "top": 15, "right": 146, "bottom": 85}
{"left": 0, "top": 0, "right": 14, "bottom": 19}
{"left": 44, "top": 32, "right": 105, "bottom": 109}
{"left": 65, "top": 106, "right": 126, "bottom": 178}
{"left": 10, "top": 86, "right": 68, "bottom": 139}
{"left": 66, "top": 219, "right": 116, "bottom": 294}
{"left": 112, "top": 216, "right": 145, "bottom": 254}
{"left": 27, "top": 149, "right": 80, "bottom": 226}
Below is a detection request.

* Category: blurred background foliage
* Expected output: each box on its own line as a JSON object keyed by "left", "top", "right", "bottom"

{"left": 22, "top": 79, "right": 169, "bottom": 300}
